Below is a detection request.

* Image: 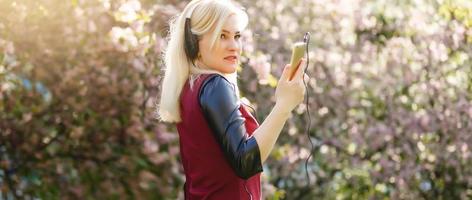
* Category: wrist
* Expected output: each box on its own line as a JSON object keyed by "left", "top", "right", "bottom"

{"left": 274, "top": 103, "right": 291, "bottom": 118}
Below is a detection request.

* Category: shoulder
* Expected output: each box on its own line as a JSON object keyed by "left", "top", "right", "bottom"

{"left": 200, "top": 74, "right": 233, "bottom": 90}
{"left": 198, "top": 74, "right": 238, "bottom": 111}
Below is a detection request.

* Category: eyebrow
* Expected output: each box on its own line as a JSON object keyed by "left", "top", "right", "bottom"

{"left": 222, "top": 29, "right": 241, "bottom": 34}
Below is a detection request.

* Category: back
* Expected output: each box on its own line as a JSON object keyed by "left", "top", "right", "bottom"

{"left": 176, "top": 73, "right": 261, "bottom": 200}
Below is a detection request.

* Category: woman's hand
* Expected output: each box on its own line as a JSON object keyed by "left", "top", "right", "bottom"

{"left": 274, "top": 59, "right": 308, "bottom": 114}
{"left": 254, "top": 59, "right": 309, "bottom": 163}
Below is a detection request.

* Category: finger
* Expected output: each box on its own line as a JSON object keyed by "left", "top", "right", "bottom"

{"left": 280, "top": 64, "right": 291, "bottom": 81}
{"left": 293, "top": 58, "right": 306, "bottom": 81}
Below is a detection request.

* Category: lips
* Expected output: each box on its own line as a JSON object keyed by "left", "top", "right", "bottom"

{"left": 224, "top": 56, "right": 237, "bottom": 60}
{"left": 224, "top": 56, "right": 238, "bottom": 63}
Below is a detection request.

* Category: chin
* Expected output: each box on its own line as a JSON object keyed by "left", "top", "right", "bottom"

{"left": 220, "top": 65, "right": 237, "bottom": 74}
{"left": 227, "top": 68, "right": 238, "bottom": 74}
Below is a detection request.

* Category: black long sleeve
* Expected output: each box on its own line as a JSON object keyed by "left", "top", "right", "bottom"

{"left": 198, "top": 74, "right": 263, "bottom": 179}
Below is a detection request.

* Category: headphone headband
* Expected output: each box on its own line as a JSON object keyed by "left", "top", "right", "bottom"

{"left": 185, "top": 4, "right": 198, "bottom": 19}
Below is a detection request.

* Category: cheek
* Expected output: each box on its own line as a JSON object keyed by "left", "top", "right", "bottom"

{"left": 202, "top": 47, "right": 223, "bottom": 63}
{"left": 199, "top": 49, "right": 221, "bottom": 69}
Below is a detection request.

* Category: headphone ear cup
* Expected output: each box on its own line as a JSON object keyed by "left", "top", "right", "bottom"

{"left": 184, "top": 18, "right": 199, "bottom": 61}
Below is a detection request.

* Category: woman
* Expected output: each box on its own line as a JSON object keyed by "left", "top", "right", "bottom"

{"left": 158, "top": 0, "right": 308, "bottom": 199}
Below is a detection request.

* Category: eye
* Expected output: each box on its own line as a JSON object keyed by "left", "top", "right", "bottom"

{"left": 235, "top": 34, "right": 241, "bottom": 40}
{"left": 220, "top": 34, "right": 226, "bottom": 39}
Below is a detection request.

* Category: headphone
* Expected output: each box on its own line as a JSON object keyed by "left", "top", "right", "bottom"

{"left": 184, "top": 5, "right": 200, "bottom": 62}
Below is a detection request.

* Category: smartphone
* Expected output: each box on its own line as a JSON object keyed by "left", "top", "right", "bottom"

{"left": 288, "top": 41, "right": 306, "bottom": 81}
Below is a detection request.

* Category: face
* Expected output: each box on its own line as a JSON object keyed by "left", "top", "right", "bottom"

{"left": 197, "top": 14, "right": 242, "bottom": 74}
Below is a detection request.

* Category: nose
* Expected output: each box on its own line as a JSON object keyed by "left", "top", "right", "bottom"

{"left": 227, "top": 38, "right": 240, "bottom": 52}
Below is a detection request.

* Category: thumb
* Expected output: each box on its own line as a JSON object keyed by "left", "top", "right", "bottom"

{"left": 293, "top": 58, "right": 306, "bottom": 81}
{"left": 280, "top": 64, "right": 291, "bottom": 81}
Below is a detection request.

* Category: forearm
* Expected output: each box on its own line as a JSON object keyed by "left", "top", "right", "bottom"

{"left": 253, "top": 103, "right": 290, "bottom": 164}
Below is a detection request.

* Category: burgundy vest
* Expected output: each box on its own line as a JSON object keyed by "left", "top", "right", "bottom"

{"left": 176, "top": 74, "right": 261, "bottom": 200}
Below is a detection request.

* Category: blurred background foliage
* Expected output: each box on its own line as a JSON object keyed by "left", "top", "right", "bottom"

{"left": 0, "top": 0, "right": 471, "bottom": 199}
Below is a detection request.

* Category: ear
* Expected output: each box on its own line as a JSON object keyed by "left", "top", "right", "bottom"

{"left": 184, "top": 18, "right": 200, "bottom": 61}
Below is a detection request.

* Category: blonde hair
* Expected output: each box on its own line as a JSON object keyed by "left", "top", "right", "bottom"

{"left": 158, "top": 0, "right": 249, "bottom": 123}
